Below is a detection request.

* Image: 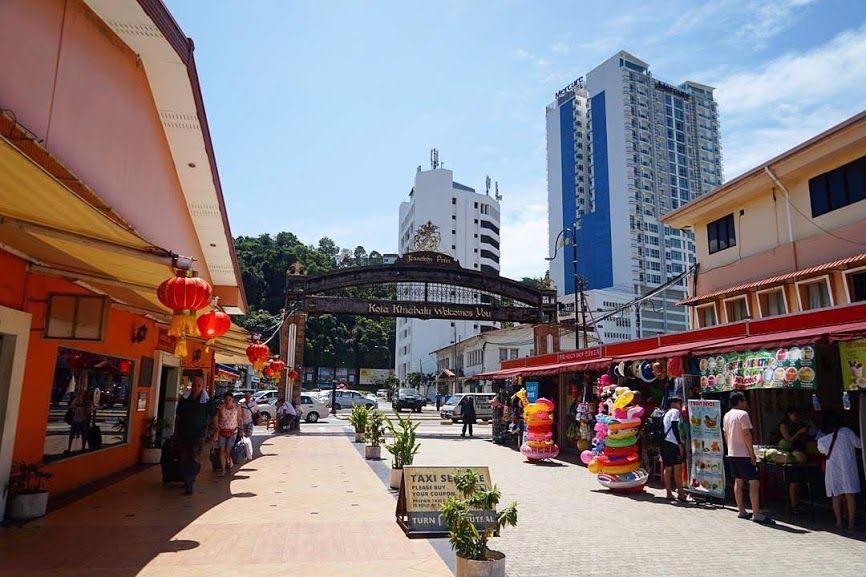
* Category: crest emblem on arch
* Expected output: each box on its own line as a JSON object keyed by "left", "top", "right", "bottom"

{"left": 412, "top": 221, "right": 442, "bottom": 253}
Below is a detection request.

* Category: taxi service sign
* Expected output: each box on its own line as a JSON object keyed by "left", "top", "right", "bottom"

{"left": 395, "top": 466, "right": 495, "bottom": 537}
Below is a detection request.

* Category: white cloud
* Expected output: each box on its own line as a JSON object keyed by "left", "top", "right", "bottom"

{"left": 499, "top": 187, "right": 549, "bottom": 279}
{"left": 550, "top": 41, "right": 570, "bottom": 54}
{"left": 513, "top": 47, "right": 550, "bottom": 70}
{"left": 736, "top": 0, "right": 818, "bottom": 46}
{"left": 714, "top": 24, "right": 866, "bottom": 177}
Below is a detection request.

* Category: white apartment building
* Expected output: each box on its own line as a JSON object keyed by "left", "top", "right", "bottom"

{"left": 431, "top": 325, "right": 577, "bottom": 387}
{"left": 547, "top": 51, "right": 723, "bottom": 339}
{"left": 395, "top": 165, "right": 501, "bottom": 381}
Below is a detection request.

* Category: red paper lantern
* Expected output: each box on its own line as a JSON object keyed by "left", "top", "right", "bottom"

{"left": 118, "top": 360, "right": 133, "bottom": 375}
{"left": 196, "top": 309, "right": 231, "bottom": 349}
{"left": 288, "top": 369, "right": 299, "bottom": 381}
{"left": 157, "top": 270, "right": 212, "bottom": 357}
{"left": 246, "top": 342, "right": 270, "bottom": 374}
{"left": 270, "top": 360, "right": 286, "bottom": 374}
{"left": 67, "top": 353, "right": 85, "bottom": 373}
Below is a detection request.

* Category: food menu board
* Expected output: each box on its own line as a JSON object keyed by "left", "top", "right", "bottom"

{"left": 696, "top": 344, "right": 818, "bottom": 393}
{"left": 687, "top": 399, "right": 725, "bottom": 499}
{"left": 838, "top": 339, "right": 866, "bottom": 391}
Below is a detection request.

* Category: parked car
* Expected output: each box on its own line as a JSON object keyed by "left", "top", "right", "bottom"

{"left": 393, "top": 388, "right": 427, "bottom": 413}
{"left": 376, "top": 389, "right": 389, "bottom": 399}
{"left": 298, "top": 393, "right": 328, "bottom": 422}
{"left": 252, "top": 390, "right": 279, "bottom": 404}
{"left": 331, "top": 389, "right": 378, "bottom": 410}
{"left": 440, "top": 393, "right": 495, "bottom": 422}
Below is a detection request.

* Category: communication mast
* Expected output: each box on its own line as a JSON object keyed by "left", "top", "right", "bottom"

{"left": 495, "top": 181, "right": 502, "bottom": 202}
{"left": 430, "top": 148, "right": 440, "bottom": 170}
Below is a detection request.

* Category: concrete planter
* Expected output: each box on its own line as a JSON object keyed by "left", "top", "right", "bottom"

{"left": 365, "top": 445, "right": 381, "bottom": 460}
{"left": 141, "top": 447, "right": 162, "bottom": 464}
{"left": 389, "top": 468, "right": 403, "bottom": 490}
{"left": 456, "top": 551, "right": 505, "bottom": 577}
{"left": 6, "top": 492, "right": 49, "bottom": 521}
{"left": 354, "top": 431, "right": 364, "bottom": 443}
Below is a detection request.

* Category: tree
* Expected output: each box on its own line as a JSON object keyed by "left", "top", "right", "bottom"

{"left": 406, "top": 372, "right": 423, "bottom": 388}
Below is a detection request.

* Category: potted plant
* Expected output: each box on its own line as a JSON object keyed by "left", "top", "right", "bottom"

{"left": 141, "top": 417, "right": 170, "bottom": 464}
{"left": 384, "top": 409, "right": 420, "bottom": 489}
{"left": 4, "top": 460, "right": 54, "bottom": 521}
{"left": 365, "top": 409, "right": 384, "bottom": 460}
{"left": 348, "top": 405, "right": 369, "bottom": 443}
{"left": 441, "top": 469, "right": 518, "bottom": 577}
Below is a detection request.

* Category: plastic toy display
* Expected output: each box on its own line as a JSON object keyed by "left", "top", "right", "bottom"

{"left": 515, "top": 388, "right": 560, "bottom": 461}
{"left": 581, "top": 385, "right": 649, "bottom": 492}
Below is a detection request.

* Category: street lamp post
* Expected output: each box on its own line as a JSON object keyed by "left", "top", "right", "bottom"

{"left": 374, "top": 345, "right": 393, "bottom": 400}
{"left": 546, "top": 226, "right": 589, "bottom": 349}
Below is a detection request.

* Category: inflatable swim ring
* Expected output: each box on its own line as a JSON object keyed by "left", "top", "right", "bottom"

{"left": 601, "top": 461, "right": 640, "bottom": 475}
{"left": 597, "top": 453, "right": 638, "bottom": 467}
{"left": 526, "top": 431, "right": 553, "bottom": 442}
{"left": 597, "top": 468, "right": 649, "bottom": 491}
{"left": 607, "top": 418, "right": 642, "bottom": 431}
{"left": 606, "top": 428, "right": 639, "bottom": 440}
{"left": 603, "top": 445, "right": 638, "bottom": 457}
{"left": 605, "top": 435, "right": 638, "bottom": 448}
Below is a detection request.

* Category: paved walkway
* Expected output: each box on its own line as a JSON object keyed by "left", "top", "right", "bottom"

{"left": 0, "top": 425, "right": 451, "bottom": 577}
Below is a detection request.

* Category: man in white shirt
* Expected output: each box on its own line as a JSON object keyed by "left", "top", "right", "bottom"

{"left": 723, "top": 392, "right": 773, "bottom": 524}
{"left": 661, "top": 396, "right": 688, "bottom": 502}
{"left": 240, "top": 392, "right": 260, "bottom": 437}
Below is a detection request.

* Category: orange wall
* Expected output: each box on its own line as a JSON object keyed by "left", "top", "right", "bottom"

{"left": 0, "top": 0, "right": 210, "bottom": 283}
{"left": 9, "top": 261, "right": 162, "bottom": 495}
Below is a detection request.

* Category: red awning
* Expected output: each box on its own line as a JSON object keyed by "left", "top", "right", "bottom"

{"left": 678, "top": 251, "right": 866, "bottom": 306}
{"left": 692, "top": 320, "right": 866, "bottom": 355}
{"left": 611, "top": 337, "right": 746, "bottom": 362}
{"left": 475, "top": 357, "right": 612, "bottom": 379}
{"left": 439, "top": 369, "right": 456, "bottom": 378}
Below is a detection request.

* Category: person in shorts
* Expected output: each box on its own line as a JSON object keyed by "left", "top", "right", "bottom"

{"left": 723, "top": 392, "right": 773, "bottom": 524}
{"left": 661, "top": 396, "right": 689, "bottom": 502}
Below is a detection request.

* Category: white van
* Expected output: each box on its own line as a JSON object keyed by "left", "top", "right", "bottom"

{"left": 440, "top": 393, "right": 495, "bottom": 423}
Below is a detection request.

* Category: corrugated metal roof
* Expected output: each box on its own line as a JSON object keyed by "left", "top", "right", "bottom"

{"left": 679, "top": 251, "right": 866, "bottom": 306}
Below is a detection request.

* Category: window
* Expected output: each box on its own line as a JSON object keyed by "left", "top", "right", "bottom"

{"left": 510, "top": 348, "right": 519, "bottom": 359}
{"left": 724, "top": 297, "right": 750, "bottom": 322}
{"left": 44, "top": 294, "right": 109, "bottom": 341}
{"left": 46, "top": 348, "right": 136, "bottom": 463}
{"left": 707, "top": 214, "right": 736, "bottom": 254}
{"left": 452, "top": 197, "right": 457, "bottom": 205}
{"left": 499, "top": 348, "right": 508, "bottom": 362}
{"left": 480, "top": 220, "right": 500, "bottom": 234}
{"left": 696, "top": 304, "right": 718, "bottom": 328}
{"left": 758, "top": 288, "right": 787, "bottom": 317}
{"left": 845, "top": 269, "right": 866, "bottom": 302}
{"left": 808, "top": 155, "right": 866, "bottom": 217}
{"left": 797, "top": 277, "right": 833, "bottom": 311}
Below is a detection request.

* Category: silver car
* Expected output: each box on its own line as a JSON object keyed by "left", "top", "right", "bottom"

{"left": 332, "top": 390, "right": 378, "bottom": 410}
{"left": 440, "top": 393, "right": 494, "bottom": 423}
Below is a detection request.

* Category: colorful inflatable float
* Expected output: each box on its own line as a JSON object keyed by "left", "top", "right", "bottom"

{"left": 581, "top": 385, "right": 649, "bottom": 492}
{"left": 515, "top": 388, "right": 559, "bottom": 461}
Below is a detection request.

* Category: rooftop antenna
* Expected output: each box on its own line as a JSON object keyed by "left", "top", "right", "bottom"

{"left": 417, "top": 165, "right": 422, "bottom": 173}
{"left": 430, "top": 148, "right": 440, "bottom": 170}
{"left": 495, "top": 181, "right": 502, "bottom": 202}
{"left": 485, "top": 175, "right": 491, "bottom": 195}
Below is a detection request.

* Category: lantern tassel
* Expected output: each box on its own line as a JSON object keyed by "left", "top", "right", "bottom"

{"left": 174, "top": 337, "right": 188, "bottom": 358}
{"left": 168, "top": 311, "right": 200, "bottom": 338}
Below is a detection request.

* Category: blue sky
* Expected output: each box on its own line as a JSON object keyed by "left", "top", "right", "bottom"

{"left": 166, "top": 0, "right": 866, "bottom": 279}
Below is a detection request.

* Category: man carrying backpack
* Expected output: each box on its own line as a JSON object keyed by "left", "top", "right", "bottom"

{"left": 662, "top": 396, "right": 690, "bottom": 502}
{"left": 240, "top": 392, "right": 261, "bottom": 437}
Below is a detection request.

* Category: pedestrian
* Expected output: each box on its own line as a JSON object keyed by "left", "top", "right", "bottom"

{"left": 174, "top": 376, "right": 217, "bottom": 495}
{"left": 435, "top": 391, "right": 443, "bottom": 411}
{"left": 66, "top": 389, "right": 91, "bottom": 454}
{"left": 817, "top": 410, "right": 861, "bottom": 531}
{"left": 215, "top": 392, "right": 243, "bottom": 477}
{"left": 240, "top": 392, "right": 260, "bottom": 438}
{"left": 723, "top": 392, "right": 773, "bottom": 524}
{"left": 460, "top": 396, "right": 476, "bottom": 437}
{"left": 661, "top": 396, "right": 689, "bottom": 502}
{"left": 779, "top": 406, "right": 809, "bottom": 513}
{"left": 277, "top": 397, "right": 296, "bottom": 432}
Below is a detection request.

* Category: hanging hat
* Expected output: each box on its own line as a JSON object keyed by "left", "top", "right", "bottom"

{"left": 639, "top": 360, "right": 656, "bottom": 383}
{"left": 630, "top": 361, "right": 642, "bottom": 379}
{"left": 598, "top": 374, "right": 612, "bottom": 386}
{"left": 667, "top": 357, "right": 685, "bottom": 378}
{"left": 615, "top": 361, "right": 626, "bottom": 378}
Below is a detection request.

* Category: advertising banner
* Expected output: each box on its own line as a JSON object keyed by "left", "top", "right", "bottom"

{"left": 696, "top": 344, "right": 817, "bottom": 393}
{"left": 359, "top": 368, "right": 392, "bottom": 385}
{"left": 838, "top": 339, "right": 866, "bottom": 391}
{"left": 687, "top": 399, "right": 725, "bottom": 499}
{"left": 525, "top": 382, "right": 539, "bottom": 403}
{"left": 396, "top": 466, "right": 495, "bottom": 536}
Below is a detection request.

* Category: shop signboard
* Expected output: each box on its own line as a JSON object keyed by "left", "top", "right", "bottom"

{"left": 687, "top": 399, "right": 725, "bottom": 499}
{"left": 360, "top": 368, "right": 392, "bottom": 385}
{"left": 395, "top": 466, "right": 495, "bottom": 536}
{"left": 838, "top": 339, "right": 866, "bottom": 391}
{"left": 696, "top": 344, "right": 817, "bottom": 393}
{"left": 525, "top": 382, "right": 539, "bottom": 403}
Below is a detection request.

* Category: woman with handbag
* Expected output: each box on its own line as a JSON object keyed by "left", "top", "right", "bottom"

{"left": 216, "top": 392, "right": 243, "bottom": 477}
{"left": 817, "top": 410, "right": 862, "bottom": 531}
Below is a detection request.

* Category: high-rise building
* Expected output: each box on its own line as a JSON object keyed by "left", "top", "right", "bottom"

{"left": 547, "top": 51, "right": 723, "bottom": 340}
{"left": 396, "top": 163, "right": 501, "bottom": 381}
